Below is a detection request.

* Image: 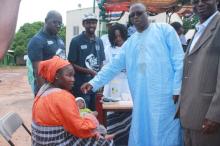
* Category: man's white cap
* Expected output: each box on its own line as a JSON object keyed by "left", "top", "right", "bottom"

{"left": 82, "top": 13, "right": 98, "bottom": 21}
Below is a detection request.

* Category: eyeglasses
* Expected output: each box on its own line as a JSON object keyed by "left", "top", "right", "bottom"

{"left": 129, "top": 11, "right": 145, "bottom": 18}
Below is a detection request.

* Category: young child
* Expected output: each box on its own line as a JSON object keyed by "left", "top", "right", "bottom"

{"left": 76, "top": 97, "right": 114, "bottom": 138}
{"left": 76, "top": 97, "right": 98, "bottom": 117}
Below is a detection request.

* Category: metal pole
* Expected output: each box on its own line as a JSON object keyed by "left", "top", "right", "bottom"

{"left": 93, "top": 0, "right": 95, "bottom": 13}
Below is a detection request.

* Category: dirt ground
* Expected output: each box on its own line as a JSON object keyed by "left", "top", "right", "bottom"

{"left": 0, "top": 67, "right": 33, "bottom": 146}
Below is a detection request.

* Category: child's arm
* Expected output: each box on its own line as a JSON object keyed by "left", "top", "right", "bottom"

{"left": 92, "top": 111, "right": 98, "bottom": 117}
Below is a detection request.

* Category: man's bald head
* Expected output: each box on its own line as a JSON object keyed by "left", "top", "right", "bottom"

{"left": 44, "top": 10, "right": 62, "bottom": 35}
{"left": 129, "top": 3, "right": 147, "bottom": 12}
{"left": 45, "top": 10, "right": 62, "bottom": 22}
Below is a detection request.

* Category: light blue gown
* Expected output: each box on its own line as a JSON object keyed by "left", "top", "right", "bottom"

{"left": 89, "top": 23, "right": 184, "bottom": 146}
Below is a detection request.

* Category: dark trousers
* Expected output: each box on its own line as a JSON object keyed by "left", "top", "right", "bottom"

{"left": 107, "top": 112, "right": 132, "bottom": 146}
{"left": 183, "top": 128, "right": 220, "bottom": 146}
{"left": 81, "top": 92, "right": 96, "bottom": 111}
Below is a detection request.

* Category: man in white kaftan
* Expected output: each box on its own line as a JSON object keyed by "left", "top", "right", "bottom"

{"left": 81, "top": 3, "right": 184, "bottom": 146}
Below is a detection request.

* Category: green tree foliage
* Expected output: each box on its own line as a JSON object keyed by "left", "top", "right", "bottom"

{"left": 183, "top": 15, "right": 199, "bottom": 33}
{"left": 58, "top": 25, "right": 66, "bottom": 43}
{"left": 11, "top": 22, "right": 66, "bottom": 56}
{"left": 11, "top": 22, "right": 43, "bottom": 56}
{"left": 98, "top": 0, "right": 107, "bottom": 22}
{"left": 178, "top": 0, "right": 191, "bottom": 4}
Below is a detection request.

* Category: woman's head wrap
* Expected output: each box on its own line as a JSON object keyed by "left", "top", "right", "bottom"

{"left": 38, "top": 56, "right": 70, "bottom": 83}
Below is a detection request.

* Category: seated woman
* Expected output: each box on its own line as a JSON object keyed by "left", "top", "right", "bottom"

{"left": 32, "top": 56, "right": 113, "bottom": 146}
{"left": 103, "top": 23, "right": 132, "bottom": 146}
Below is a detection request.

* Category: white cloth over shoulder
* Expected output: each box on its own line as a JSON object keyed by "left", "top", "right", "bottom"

{"left": 89, "top": 23, "right": 184, "bottom": 146}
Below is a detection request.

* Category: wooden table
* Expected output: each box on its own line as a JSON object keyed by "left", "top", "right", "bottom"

{"left": 103, "top": 101, "right": 133, "bottom": 111}
{"left": 96, "top": 93, "right": 133, "bottom": 126}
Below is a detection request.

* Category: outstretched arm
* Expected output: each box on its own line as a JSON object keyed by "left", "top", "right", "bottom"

{"left": 0, "top": 0, "right": 21, "bottom": 60}
{"left": 81, "top": 44, "right": 127, "bottom": 93}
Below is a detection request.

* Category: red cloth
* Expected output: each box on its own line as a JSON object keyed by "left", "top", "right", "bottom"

{"left": 104, "top": 2, "right": 130, "bottom": 12}
{"left": 38, "top": 56, "right": 70, "bottom": 83}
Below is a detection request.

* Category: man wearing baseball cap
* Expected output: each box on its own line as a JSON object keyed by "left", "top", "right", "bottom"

{"left": 68, "top": 13, "right": 105, "bottom": 111}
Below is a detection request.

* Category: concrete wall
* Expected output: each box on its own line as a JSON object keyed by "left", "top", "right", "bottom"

{"left": 66, "top": 7, "right": 100, "bottom": 55}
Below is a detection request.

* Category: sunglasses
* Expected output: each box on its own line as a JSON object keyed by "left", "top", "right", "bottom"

{"left": 191, "top": 0, "right": 209, "bottom": 4}
{"left": 129, "top": 11, "right": 145, "bottom": 18}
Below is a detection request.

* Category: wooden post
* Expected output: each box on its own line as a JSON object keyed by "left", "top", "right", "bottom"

{"left": 95, "top": 93, "right": 105, "bottom": 125}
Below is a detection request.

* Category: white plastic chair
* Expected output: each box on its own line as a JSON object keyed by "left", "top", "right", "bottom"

{"left": 0, "top": 112, "right": 31, "bottom": 146}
